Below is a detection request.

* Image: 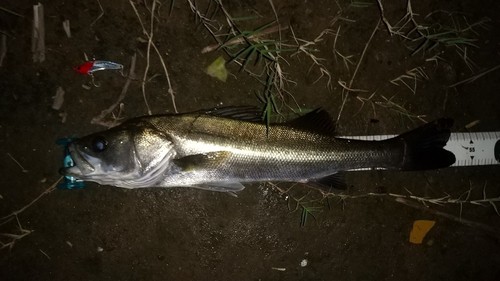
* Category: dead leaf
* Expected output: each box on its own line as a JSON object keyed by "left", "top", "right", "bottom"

{"left": 409, "top": 220, "right": 436, "bottom": 244}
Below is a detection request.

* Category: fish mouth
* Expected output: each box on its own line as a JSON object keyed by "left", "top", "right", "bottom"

{"left": 64, "top": 143, "right": 95, "bottom": 176}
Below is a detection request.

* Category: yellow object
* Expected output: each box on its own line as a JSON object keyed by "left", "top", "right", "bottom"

{"left": 206, "top": 56, "right": 228, "bottom": 82}
{"left": 409, "top": 220, "right": 436, "bottom": 244}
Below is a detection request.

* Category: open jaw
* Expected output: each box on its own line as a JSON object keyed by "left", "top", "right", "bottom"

{"left": 63, "top": 145, "right": 128, "bottom": 185}
{"left": 62, "top": 142, "right": 174, "bottom": 188}
{"left": 64, "top": 144, "right": 96, "bottom": 177}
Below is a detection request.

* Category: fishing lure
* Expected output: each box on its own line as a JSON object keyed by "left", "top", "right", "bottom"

{"left": 56, "top": 138, "right": 85, "bottom": 190}
{"left": 73, "top": 60, "right": 124, "bottom": 87}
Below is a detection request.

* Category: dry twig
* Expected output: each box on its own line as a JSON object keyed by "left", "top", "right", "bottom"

{"left": 337, "top": 19, "right": 380, "bottom": 122}
{"left": 91, "top": 53, "right": 137, "bottom": 127}
{"left": 130, "top": 0, "right": 177, "bottom": 113}
{"left": 306, "top": 180, "right": 500, "bottom": 238}
{"left": 448, "top": 64, "right": 500, "bottom": 88}
{"left": 0, "top": 6, "right": 25, "bottom": 18}
{"left": 375, "top": 95, "right": 426, "bottom": 122}
{"left": 90, "top": 0, "right": 104, "bottom": 26}
{"left": 6, "top": 153, "right": 28, "bottom": 173}
{"left": 332, "top": 25, "right": 355, "bottom": 72}
{"left": 390, "top": 66, "right": 429, "bottom": 94}
{"left": 1, "top": 177, "right": 61, "bottom": 250}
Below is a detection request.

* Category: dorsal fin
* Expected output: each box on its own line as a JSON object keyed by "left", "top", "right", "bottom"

{"left": 287, "top": 108, "right": 336, "bottom": 135}
{"left": 202, "top": 106, "right": 263, "bottom": 122}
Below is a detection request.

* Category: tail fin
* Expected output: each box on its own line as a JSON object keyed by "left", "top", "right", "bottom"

{"left": 396, "top": 118, "right": 455, "bottom": 170}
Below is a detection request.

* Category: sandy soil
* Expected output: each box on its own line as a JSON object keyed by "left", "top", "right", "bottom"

{"left": 1, "top": 0, "right": 499, "bottom": 280}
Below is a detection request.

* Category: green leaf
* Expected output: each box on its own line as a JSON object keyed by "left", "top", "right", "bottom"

{"left": 206, "top": 56, "right": 229, "bottom": 82}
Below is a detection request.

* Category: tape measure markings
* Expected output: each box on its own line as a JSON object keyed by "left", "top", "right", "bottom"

{"left": 342, "top": 132, "right": 500, "bottom": 167}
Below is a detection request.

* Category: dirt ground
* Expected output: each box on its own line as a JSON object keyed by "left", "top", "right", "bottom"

{"left": 1, "top": 0, "right": 500, "bottom": 280}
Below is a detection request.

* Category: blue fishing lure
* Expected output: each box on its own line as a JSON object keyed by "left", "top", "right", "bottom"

{"left": 56, "top": 138, "right": 85, "bottom": 189}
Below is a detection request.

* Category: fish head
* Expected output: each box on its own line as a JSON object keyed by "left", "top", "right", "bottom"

{"left": 64, "top": 122, "right": 175, "bottom": 187}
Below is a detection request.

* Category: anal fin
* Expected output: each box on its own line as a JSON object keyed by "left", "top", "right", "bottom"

{"left": 192, "top": 182, "right": 246, "bottom": 193}
{"left": 310, "top": 173, "right": 347, "bottom": 193}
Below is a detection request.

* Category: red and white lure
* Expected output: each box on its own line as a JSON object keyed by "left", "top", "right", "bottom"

{"left": 73, "top": 60, "right": 124, "bottom": 87}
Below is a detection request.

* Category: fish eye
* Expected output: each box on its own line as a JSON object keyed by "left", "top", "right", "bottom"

{"left": 91, "top": 136, "right": 108, "bottom": 152}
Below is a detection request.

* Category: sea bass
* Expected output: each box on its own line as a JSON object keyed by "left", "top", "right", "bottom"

{"left": 64, "top": 107, "right": 455, "bottom": 192}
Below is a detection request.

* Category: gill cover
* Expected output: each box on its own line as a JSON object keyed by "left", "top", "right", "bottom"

{"left": 68, "top": 120, "right": 174, "bottom": 187}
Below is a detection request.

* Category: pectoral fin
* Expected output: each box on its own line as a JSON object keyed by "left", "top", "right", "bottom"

{"left": 173, "top": 151, "right": 232, "bottom": 171}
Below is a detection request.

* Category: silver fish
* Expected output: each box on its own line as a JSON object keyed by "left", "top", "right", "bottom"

{"left": 64, "top": 107, "right": 455, "bottom": 192}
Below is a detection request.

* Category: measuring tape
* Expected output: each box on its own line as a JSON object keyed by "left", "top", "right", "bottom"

{"left": 344, "top": 132, "right": 500, "bottom": 167}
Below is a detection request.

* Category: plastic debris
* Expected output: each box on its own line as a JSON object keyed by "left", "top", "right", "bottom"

{"left": 52, "top": 86, "right": 65, "bottom": 110}
{"left": 62, "top": 20, "right": 71, "bottom": 38}
{"left": 0, "top": 34, "right": 7, "bottom": 67}
{"left": 205, "top": 56, "right": 228, "bottom": 82}
{"left": 32, "top": 3, "right": 45, "bottom": 63}
{"left": 81, "top": 84, "right": 92, "bottom": 90}
{"left": 59, "top": 112, "right": 67, "bottom": 123}
{"left": 409, "top": 220, "right": 436, "bottom": 244}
